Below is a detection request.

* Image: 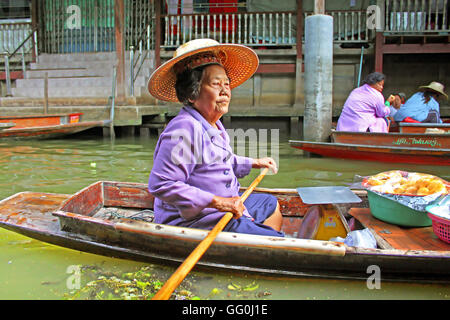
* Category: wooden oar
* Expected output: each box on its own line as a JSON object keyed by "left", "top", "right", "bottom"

{"left": 152, "top": 168, "right": 269, "bottom": 300}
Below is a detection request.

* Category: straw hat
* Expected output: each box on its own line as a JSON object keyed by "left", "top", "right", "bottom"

{"left": 419, "top": 81, "right": 448, "bottom": 100}
{"left": 147, "top": 38, "right": 259, "bottom": 102}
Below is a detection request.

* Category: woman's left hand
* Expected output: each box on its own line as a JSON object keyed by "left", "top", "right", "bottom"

{"left": 252, "top": 157, "right": 278, "bottom": 174}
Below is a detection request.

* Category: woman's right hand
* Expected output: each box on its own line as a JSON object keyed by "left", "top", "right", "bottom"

{"left": 387, "top": 94, "right": 395, "bottom": 105}
{"left": 210, "top": 195, "right": 245, "bottom": 219}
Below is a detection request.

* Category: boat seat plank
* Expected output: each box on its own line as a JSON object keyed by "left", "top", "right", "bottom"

{"left": 349, "top": 208, "right": 450, "bottom": 251}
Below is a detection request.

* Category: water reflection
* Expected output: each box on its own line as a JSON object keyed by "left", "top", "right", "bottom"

{"left": 0, "top": 136, "right": 449, "bottom": 300}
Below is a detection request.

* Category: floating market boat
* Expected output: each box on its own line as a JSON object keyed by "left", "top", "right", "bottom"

{"left": 331, "top": 130, "right": 449, "bottom": 149}
{"left": 289, "top": 140, "right": 449, "bottom": 166}
{"left": 398, "top": 122, "right": 450, "bottom": 134}
{"left": 0, "top": 113, "right": 109, "bottom": 139}
{"left": 0, "top": 181, "right": 449, "bottom": 282}
{"left": 290, "top": 123, "right": 450, "bottom": 165}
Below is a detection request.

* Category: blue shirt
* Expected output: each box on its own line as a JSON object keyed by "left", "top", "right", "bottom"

{"left": 393, "top": 92, "right": 442, "bottom": 123}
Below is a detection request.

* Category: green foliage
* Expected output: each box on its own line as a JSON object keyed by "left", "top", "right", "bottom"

{"left": 64, "top": 265, "right": 199, "bottom": 300}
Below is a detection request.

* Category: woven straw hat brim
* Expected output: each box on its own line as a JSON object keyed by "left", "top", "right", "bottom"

{"left": 148, "top": 44, "right": 259, "bottom": 102}
{"left": 419, "top": 83, "right": 448, "bottom": 100}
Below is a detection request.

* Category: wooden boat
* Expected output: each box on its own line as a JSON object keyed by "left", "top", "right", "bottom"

{"left": 331, "top": 130, "right": 449, "bottom": 149}
{"left": 399, "top": 122, "right": 450, "bottom": 134}
{"left": 0, "top": 180, "right": 449, "bottom": 282}
{"left": 0, "top": 113, "right": 110, "bottom": 139}
{"left": 289, "top": 140, "right": 449, "bottom": 166}
{"left": 312, "top": 122, "right": 450, "bottom": 165}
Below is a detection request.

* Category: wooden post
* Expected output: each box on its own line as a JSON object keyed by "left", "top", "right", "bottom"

{"left": 296, "top": 0, "right": 303, "bottom": 62}
{"left": 375, "top": 32, "right": 384, "bottom": 73}
{"left": 294, "top": 0, "right": 304, "bottom": 115}
{"left": 114, "top": 0, "right": 126, "bottom": 102}
{"left": 44, "top": 72, "right": 48, "bottom": 114}
{"left": 314, "top": 0, "right": 325, "bottom": 15}
{"left": 31, "top": 0, "right": 38, "bottom": 62}
{"left": 154, "top": 0, "right": 161, "bottom": 68}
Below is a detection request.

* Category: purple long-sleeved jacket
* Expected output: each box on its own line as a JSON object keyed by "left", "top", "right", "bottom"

{"left": 336, "top": 84, "right": 390, "bottom": 132}
{"left": 148, "top": 106, "right": 253, "bottom": 229}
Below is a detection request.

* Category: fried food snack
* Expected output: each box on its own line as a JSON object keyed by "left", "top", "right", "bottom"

{"left": 365, "top": 171, "right": 448, "bottom": 196}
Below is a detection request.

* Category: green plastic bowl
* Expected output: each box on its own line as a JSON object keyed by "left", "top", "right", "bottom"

{"left": 367, "top": 190, "right": 432, "bottom": 227}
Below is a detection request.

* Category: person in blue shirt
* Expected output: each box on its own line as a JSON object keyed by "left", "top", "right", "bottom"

{"left": 394, "top": 82, "right": 447, "bottom": 123}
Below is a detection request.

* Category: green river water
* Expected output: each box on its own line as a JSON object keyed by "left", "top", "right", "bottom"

{"left": 0, "top": 132, "right": 449, "bottom": 300}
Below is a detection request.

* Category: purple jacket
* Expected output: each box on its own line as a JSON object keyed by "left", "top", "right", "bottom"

{"left": 148, "top": 106, "right": 253, "bottom": 229}
{"left": 336, "top": 84, "right": 390, "bottom": 132}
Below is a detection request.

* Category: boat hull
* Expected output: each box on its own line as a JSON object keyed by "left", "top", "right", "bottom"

{"left": 399, "top": 122, "right": 450, "bottom": 134}
{"left": 0, "top": 113, "right": 109, "bottom": 139}
{"left": 289, "top": 140, "right": 450, "bottom": 166}
{"left": 0, "top": 120, "right": 109, "bottom": 140}
{"left": 332, "top": 131, "right": 449, "bottom": 149}
{"left": 0, "top": 181, "right": 447, "bottom": 282}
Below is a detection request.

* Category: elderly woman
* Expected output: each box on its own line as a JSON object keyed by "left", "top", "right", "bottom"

{"left": 336, "top": 72, "right": 395, "bottom": 132}
{"left": 147, "top": 39, "right": 283, "bottom": 237}
{"left": 394, "top": 82, "right": 447, "bottom": 123}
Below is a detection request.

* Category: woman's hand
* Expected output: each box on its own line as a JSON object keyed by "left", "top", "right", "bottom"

{"left": 252, "top": 157, "right": 278, "bottom": 174}
{"left": 387, "top": 94, "right": 395, "bottom": 105}
{"left": 210, "top": 195, "right": 245, "bottom": 219}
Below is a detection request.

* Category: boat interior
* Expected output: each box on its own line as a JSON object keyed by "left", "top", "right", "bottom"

{"left": 52, "top": 181, "right": 450, "bottom": 253}
{"left": 0, "top": 180, "right": 447, "bottom": 256}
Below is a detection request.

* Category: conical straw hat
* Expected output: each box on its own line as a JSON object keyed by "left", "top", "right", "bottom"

{"left": 147, "top": 39, "right": 259, "bottom": 102}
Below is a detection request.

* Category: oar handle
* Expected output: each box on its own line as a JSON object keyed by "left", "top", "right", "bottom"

{"left": 152, "top": 168, "right": 269, "bottom": 300}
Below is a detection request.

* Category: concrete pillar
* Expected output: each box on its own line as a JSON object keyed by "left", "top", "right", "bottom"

{"left": 122, "top": 126, "right": 136, "bottom": 137}
{"left": 303, "top": 14, "right": 333, "bottom": 142}
{"left": 103, "top": 127, "right": 113, "bottom": 138}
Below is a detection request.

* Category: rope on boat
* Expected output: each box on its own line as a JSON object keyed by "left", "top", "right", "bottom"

{"left": 104, "top": 208, "right": 155, "bottom": 223}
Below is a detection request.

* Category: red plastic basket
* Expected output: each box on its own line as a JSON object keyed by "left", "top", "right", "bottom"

{"left": 428, "top": 213, "right": 450, "bottom": 244}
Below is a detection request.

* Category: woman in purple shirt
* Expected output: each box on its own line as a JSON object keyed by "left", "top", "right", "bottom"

{"left": 336, "top": 72, "right": 394, "bottom": 133}
{"left": 147, "top": 39, "right": 283, "bottom": 237}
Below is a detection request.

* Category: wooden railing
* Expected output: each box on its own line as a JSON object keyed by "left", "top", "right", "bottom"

{"left": 34, "top": 2, "right": 449, "bottom": 55}
{"left": 0, "top": 19, "right": 34, "bottom": 54}
{"left": 39, "top": 0, "right": 115, "bottom": 53}
{"left": 1, "top": 25, "right": 38, "bottom": 96}
{"left": 162, "top": 11, "right": 296, "bottom": 48}
{"left": 38, "top": 0, "right": 154, "bottom": 54}
{"left": 161, "top": 9, "right": 372, "bottom": 48}
{"left": 384, "top": 0, "right": 449, "bottom": 33}
{"left": 125, "top": 0, "right": 155, "bottom": 51}
{"left": 306, "top": 10, "right": 370, "bottom": 43}
{"left": 128, "top": 0, "right": 155, "bottom": 96}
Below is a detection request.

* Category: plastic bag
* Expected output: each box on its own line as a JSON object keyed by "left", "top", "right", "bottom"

{"left": 330, "top": 228, "right": 377, "bottom": 249}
